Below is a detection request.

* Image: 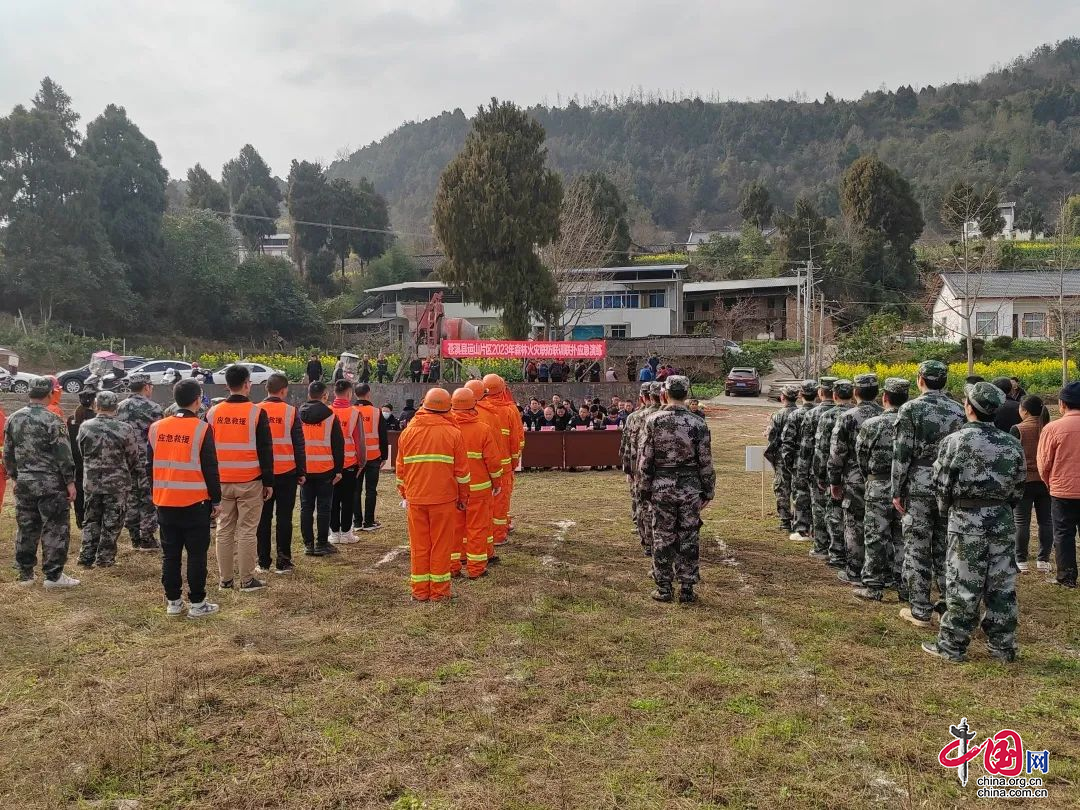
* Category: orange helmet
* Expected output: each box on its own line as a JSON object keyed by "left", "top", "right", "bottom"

{"left": 465, "top": 379, "right": 486, "bottom": 400}
{"left": 422, "top": 387, "right": 452, "bottom": 413}
{"left": 482, "top": 373, "right": 506, "bottom": 397}
{"left": 451, "top": 388, "right": 476, "bottom": 411}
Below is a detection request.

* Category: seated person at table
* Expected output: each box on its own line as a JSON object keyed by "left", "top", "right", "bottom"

{"left": 591, "top": 412, "right": 614, "bottom": 429}
{"left": 553, "top": 405, "right": 572, "bottom": 431}
{"left": 570, "top": 405, "right": 592, "bottom": 429}
{"left": 537, "top": 406, "right": 557, "bottom": 429}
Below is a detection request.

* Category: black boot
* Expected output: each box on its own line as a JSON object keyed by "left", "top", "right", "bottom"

{"left": 678, "top": 585, "right": 697, "bottom": 603}
{"left": 651, "top": 586, "right": 674, "bottom": 603}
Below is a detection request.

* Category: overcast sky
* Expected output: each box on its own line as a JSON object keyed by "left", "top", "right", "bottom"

{"left": 2, "top": 1, "right": 1078, "bottom": 179}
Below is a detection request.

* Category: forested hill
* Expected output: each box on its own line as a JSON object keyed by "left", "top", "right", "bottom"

{"left": 329, "top": 39, "right": 1080, "bottom": 237}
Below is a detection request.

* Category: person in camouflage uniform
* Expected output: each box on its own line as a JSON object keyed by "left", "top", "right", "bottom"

{"left": 621, "top": 382, "right": 659, "bottom": 555}
{"left": 922, "top": 383, "right": 1025, "bottom": 663}
{"left": 116, "top": 373, "right": 163, "bottom": 550}
{"left": 765, "top": 385, "right": 799, "bottom": 531}
{"left": 814, "top": 379, "right": 853, "bottom": 567}
{"left": 828, "top": 374, "right": 883, "bottom": 584}
{"left": 853, "top": 378, "right": 911, "bottom": 602}
{"left": 76, "top": 390, "right": 143, "bottom": 568}
{"left": 781, "top": 380, "right": 819, "bottom": 540}
{"left": 891, "top": 360, "right": 967, "bottom": 628}
{"left": 638, "top": 376, "right": 715, "bottom": 603}
{"left": 2, "top": 376, "right": 79, "bottom": 588}
{"left": 804, "top": 377, "right": 837, "bottom": 552}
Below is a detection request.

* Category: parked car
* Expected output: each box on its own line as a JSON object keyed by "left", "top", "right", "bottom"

{"left": 104, "top": 359, "right": 193, "bottom": 386}
{"left": 7, "top": 371, "right": 38, "bottom": 394}
{"left": 56, "top": 356, "right": 147, "bottom": 393}
{"left": 725, "top": 367, "right": 761, "bottom": 396}
{"left": 722, "top": 339, "right": 743, "bottom": 354}
{"left": 211, "top": 362, "right": 284, "bottom": 385}
{"left": 0, "top": 367, "right": 13, "bottom": 392}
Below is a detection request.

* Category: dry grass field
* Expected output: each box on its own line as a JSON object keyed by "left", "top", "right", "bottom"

{"left": 0, "top": 406, "right": 1077, "bottom": 809}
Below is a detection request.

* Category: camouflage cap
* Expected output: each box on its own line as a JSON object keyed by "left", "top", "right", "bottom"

{"left": 965, "top": 381, "right": 1006, "bottom": 414}
{"left": 818, "top": 376, "right": 838, "bottom": 392}
{"left": 128, "top": 373, "right": 151, "bottom": 386}
{"left": 664, "top": 375, "right": 691, "bottom": 397}
{"left": 95, "top": 390, "right": 120, "bottom": 410}
{"left": 800, "top": 379, "right": 818, "bottom": 397}
{"left": 833, "top": 379, "right": 855, "bottom": 398}
{"left": 782, "top": 384, "right": 800, "bottom": 399}
{"left": 639, "top": 382, "right": 652, "bottom": 395}
{"left": 883, "top": 377, "right": 911, "bottom": 395}
{"left": 648, "top": 381, "right": 663, "bottom": 397}
{"left": 854, "top": 373, "right": 878, "bottom": 387}
{"left": 28, "top": 375, "right": 53, "bottom": 398}
{"left": 918, "top": 360, "right": 949, "bottom": 381}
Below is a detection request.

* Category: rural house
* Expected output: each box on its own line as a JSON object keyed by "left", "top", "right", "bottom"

{"left": 932, "top": 270, "right": 1080, "bottom": 340}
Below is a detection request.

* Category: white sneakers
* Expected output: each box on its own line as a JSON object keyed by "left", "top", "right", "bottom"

{"left": 187, "top": 601, "right": 220, "bottom": 619}
{"left": 1017, "top": 561, "right": 1030, "bottom": 572}
{"left": 44, "top": 572, "right": 80, "bottom": 590}
{"left": 330, "top": 529, "right": 359, "bottom": 545}
{"left": 166, "top": 599, "right": 185, "bottom": 617}
{"left": 789, "top": 532, "right": 811, "bottom": 543}
{"left": 1037, "top": 561, "right": 1051, "bottom": 572}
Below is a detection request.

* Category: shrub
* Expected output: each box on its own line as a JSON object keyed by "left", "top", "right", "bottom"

{"left": 830, "top": 359, "right": 1076, "bottom": 397}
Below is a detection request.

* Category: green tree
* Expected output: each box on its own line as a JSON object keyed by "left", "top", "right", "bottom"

{"left": 160, "top": 209, "right": 241, "bottom": 336}
{"left": 839, "top": 155, "right": 924, "bottom": 252}
{"left": 775, "top": 198, "right": 828, "bottom": 265}
{"left": 359, "top": 243, "right": 419, "bottom": 292}
{"left": 235, "top": 185, "right": 280, "bottom": 253}
{"left": 223, "top": 144, "right": 281, "bottom": 250}
{"left": 570, "top": 172, "right": 631, "bottom": 265}
{"left": 84, "top": 104, "right": 168, "bottom": 302}
{"left": 1015, "top": 204, "right": 1047, "bottom": 238}
{"left": 737, "top": 181, "right": 775, "bottom": 229}
{"left": 230, "top": 256, "right": 323, "bottom": 341}
{"left": 0, "top": 77, "right": 131, "bottom": 329}
{"left": 306, "top": 248, "right": 339, "bottom": 297}
{"left": 286, "top": 159, "right": 332, "bottom": 271}
{"left": 1061, "top": 194, "right": 1080, "bottom": 236}
{"left": 186, "top": 163, "right": 229, "bottom": 212}
{"left": 940, "top": 180, "right": 1004, "bottom": 238}
{"left": 433, "top": 99, "right": 562, "bottom": 337}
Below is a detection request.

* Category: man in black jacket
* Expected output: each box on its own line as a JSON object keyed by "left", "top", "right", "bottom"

{"left": 256, "top": 374, "right": 306, "bottom": 574}
{"left": 305, "top": 353, "right": 323, "bottom": 384}
{"left": 298, "top": 381, "right": 344, "bottom": 556}
{"left": 992, "top": 377, "right": 1023, "bottom": 432}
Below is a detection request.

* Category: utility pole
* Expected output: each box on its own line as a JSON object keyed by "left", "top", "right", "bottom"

{"left": 803, "top": 259, "right": 813, "bottom": 375}
{"left": 794, "top": 267, "right": 802, "bottom": 343}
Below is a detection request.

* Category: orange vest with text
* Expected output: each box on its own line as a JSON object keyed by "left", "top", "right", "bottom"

{"left": 332, "top": 403, "right": 359, "bottom": 468}
{"left": 303, "top": 413, "right": 336, "bottom": 474}
{"left": 149, "top": 416, "right": 209, "bottom": 507}
{"left": 207, "top": 401, "right": 261, "bottom": 483}
{"left": 356, "top": 402, "right": 381, "bottom": 462}
{"left": 258, "top": 399, "right": 297, "bottom": 475}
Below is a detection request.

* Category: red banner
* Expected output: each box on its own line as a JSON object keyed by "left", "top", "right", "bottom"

{"left": 440, "top": 340, "right": 607, "bottom": 360}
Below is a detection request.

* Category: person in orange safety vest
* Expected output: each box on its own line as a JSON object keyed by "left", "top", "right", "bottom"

{"left": 395, "top": 388, "right": 470, "bottom": 601}
{"left": 255, "top": 373, "right": 306, "bottom": 574}
{"left": 450, "top": 387, "right": 503, "bottom": 578}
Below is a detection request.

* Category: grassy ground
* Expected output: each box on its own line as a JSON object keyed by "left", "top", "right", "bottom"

{"left": 0, "top": 408, "right": 1077, "bottom": 809}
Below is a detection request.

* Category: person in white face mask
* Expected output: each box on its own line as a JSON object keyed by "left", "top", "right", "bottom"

{"left": 381, "top": 403, "right": 401, "bottom": 432}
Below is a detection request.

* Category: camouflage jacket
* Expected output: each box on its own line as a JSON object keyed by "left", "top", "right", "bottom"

{"left": 765, "top": 403, "right": 795, "bottom": 467}
{"left": 812, "top": 403, "right": 849, "bottom": 484}
{"left": 798, "top": 401, "right": 834, "bottom": 479}
{"left": 638, "top": 405, "right": 715, "bottom": 501}
{"left": 620, "top": 404, "right": 657, "bottom": 475}
{"left": 933, "top": 421, "right": 1025, "bottom": 536}
{"left": 891, "top": 391, "right": 966, "bottom": 499}
{"left": 828, "top": 401, "right": 883, "bottom": 488}
{"left": 116, "top": 393, "right": 163, "bottom": 448}
{"left": 77, "top": 414, "right": 143, "bottom": 495}
{"left": 780, "top": 402, "right": 816, "bottom": 472}
{"left": 856, "top": 410, "right": 901, "bottom": 482}
{"left": 2, "top": 403, "right": 75, "bottom": 491}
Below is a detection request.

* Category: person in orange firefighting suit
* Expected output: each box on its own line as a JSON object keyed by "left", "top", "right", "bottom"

{"left": 395, "top": 388, "right": 471, "bottom": 601}
{"left": 474, "top": 375, "right": 523, "bottom": 546}
{"left": 450, "top": 387, "right": 503, "bottom": 578}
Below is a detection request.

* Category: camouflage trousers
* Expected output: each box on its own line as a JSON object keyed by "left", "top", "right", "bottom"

{"left": 773, "top": 468, "right": 792, "bottom": 528}
{"left": 631, "top": 479, "right": 654, "bottom": 553}
{"left": 124, "top": 474, "right": 157, "bottom": 546}
{"left": 825, "top": 490, "right": 845, "bottom": 567}
{"left": 901, "top": 492, "right": 948, "bottom": 621}
{"left": 649, "top": 477, "right": 702, "bottom": 588}
{"left": 937, "top": 525, "right": 1019, "bottom": 660}
{"left": 791, "top": 474, "right": 813, "bottom": 535}
{"left": 811, "top": 484, "right": 831, "bottom": 552}
{"left": 861, "top": 479, "right": 903, "bottom": 593}
{"left": 842, "top": 484, "right": 866, "bottom": 581}
{"left": 14, "top": 484, "right": 71, "bottom": 581}
{"left": 79, "top": 492, "right": 128, "bottom": 567}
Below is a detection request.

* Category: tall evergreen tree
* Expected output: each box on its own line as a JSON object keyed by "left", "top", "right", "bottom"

{"left": 433, "top": 99, "right": 563, "bottom": 337}
{"left": 570, "top": 172, "right": 631, "bottom": 266}
{"left": 186, "top": 163, "right": 229, "bottom": 212}
{"left": 737, "top": 181, "right": 775, "bottom": 230}
{"left": 222, "top": 144, "right": 281, "bottom": 250}
{"left": 286, "top": 159, "right": 332, "bottom": 270}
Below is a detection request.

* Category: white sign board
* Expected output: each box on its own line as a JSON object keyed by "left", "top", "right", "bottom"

{"left": 745, "top": 445, "right": 774, "bottom": 473}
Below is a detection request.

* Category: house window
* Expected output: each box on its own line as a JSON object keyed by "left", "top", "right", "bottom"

{"left": 701, "top": 299, "right": 711, "bottom": 312}
{"left": 609, "top": 325, "right": 627, "bottom": 338}
{"left": 646, "top": 290, "right": 666, "bottom": 308}
{"left": 626, "top": 293, "right": 639, "bottom": 308}
{"left": 975, "top": 312, "right": 998, "bottom": 337}
{"left": 1021, "top": 312, "right": 1047, "bottom": 338}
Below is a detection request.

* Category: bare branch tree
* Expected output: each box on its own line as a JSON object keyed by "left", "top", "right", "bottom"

{"left": 1046, "top": 195, "right": 1080, "bottom": 387}
{"left": 709, "top": 296, "right": 760, "bottom": 340}
{"left": 539, "top": 180, "right": 617, "bottom": 337}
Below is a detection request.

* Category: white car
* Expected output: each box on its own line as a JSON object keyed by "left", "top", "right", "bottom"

{"left": 722, "top": 339, "right": 743, "bottom": 354}
{"left": 211, "top": 362, "right": 283, "bottom": 385}
{"left": 5, "top": 371, "right": 37, "bottom": 394}
{"left": 107, "top": 359, "right": 194, "bottom": 386}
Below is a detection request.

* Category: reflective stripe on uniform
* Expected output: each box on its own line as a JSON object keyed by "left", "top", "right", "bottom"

{"left": 429, "top": 572, "right": 452, "bottom": 583}
{"left": 466, "top": 552, "right": 488, "bottom": 562}
{"left": 403, "top": 454, "right": 454, "bottom": 464}
{"left": 410, "top": 573, "right": 430, "bottom": 583}
{"left": 466, "top": 451, "right": 484, "bottom": 459}
{"left": 455, "top": 474, "right": 471, "bottom": 484}
{"left": 469, "top": 480, "right": 492, "bottom": 491}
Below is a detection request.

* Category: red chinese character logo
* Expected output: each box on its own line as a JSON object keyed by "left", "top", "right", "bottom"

{"left": 983, "top": 729, "right": 1024, "bottom": 777}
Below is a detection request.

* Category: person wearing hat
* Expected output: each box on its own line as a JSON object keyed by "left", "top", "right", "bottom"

{"left": 116, "top": 372, "right": 164, "bottom": 551}
{"left": 1036, "top": 381, "right": 1080, "bottom": 589}
{"left": 765, "top": 385, "right": 800, "bottom": 533}
{"left": 891, "top": 360, "right": 967, "bottom": 628}
{"left": 75, "top": 390, "right": 142, "bottom": 568}
{"left": 2, "top": 375, "right": 79, "bottom": 588}
{"left": 637, "top": 376, "right": 714, "bottom": 603}
{"left": 813, "top": 379, "right": 853, "bottom": 567}
{"left": 990, "top": 378, "right": 1022, "bottom": 432}
{"left": 854, "top": 378, "right": 911, "bottom": 602}
{"left": 395, "top": 388, "right": 471, "bottom": 601}
{"left": 780, "top": 379, "right": 821, "bottom": 542}
{"left": 803, "top": 377, "right": 838, "bottom": 549}
{"left": 921, "top": 382, "right": 1025, "bottom": 662}
{"left": 68, "top": 382, "right": 100, "bottom": 529}
{"left": 621, "top": 382, "right": 662, "bottom": 555}
{"left": 828, "top": 374, "right": 883, "bottom": 584}
{"left": 449, "top": 387, "right": 503, "bottom": 579}
{"left": 477, "top": 374, "right": 522, "bottom": 546}
{"left": 400, "top": 398, "right": 417, "bottom": 429}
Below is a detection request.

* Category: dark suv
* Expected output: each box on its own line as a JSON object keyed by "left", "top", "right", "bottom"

{"left": 724, "top": 367, "right": 761, "bottom": 396}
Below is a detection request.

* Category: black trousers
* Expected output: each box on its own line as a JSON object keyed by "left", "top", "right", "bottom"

{"left": 410, "top": 372, "right": 421, "bottom": 382}
{"left": 257, "top": 472, "right": 297, "bottom": 567}
{"left": 301, "top": 476, "right": 334, "bottom": 547}
{"left": 377, "top": 369, "right": 389, "bottom": 383}
{"left": 356, "top": 460, "right": 381, "bottom": 527}
{"left": 1050, "top": 496, "right": 1080, "bottom": 585}
{"left": 159, "top": 502, "right": 211, "bottom": 604}
{"left": 1014, "top": 480, "right": 1053, "bottom": 563}
{"left": 330, "top": 466, "right": 358, "bottom": 532}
